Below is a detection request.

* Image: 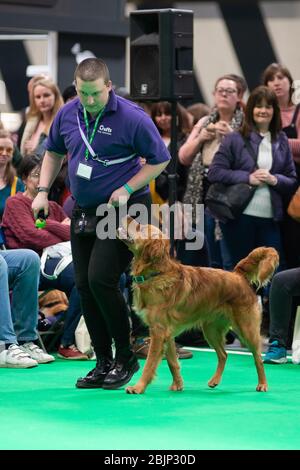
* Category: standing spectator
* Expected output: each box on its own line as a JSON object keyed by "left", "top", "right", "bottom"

{"left": 186, "top": 102, "right": 210, "bottom": 125}
{"left": 179, "top": 74, "right": 245, "bottom": 270}
{"left": 208, "top": 86, "right": 297, "bottom": 267}
{"left": 31, "top": 58, "right": 170, "bottom": 390}
{"left": 20, "top": 78, "right": 63, "bottom": 159}
{"left": 150, "top": 101, "right": 191, "bottom": 203}
{"left": 263, "top": 63, "right": 300, "bottom": 268}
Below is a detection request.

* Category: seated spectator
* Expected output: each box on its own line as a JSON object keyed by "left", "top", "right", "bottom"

{"left": 0, "top": 248, "right": 54, "bottom": 368}
{"left": 2, "top": 154, "right": 87, "bottom": 360}
{"left": 0, "top": 130, "right": 24, "bottom": 221}
{"left": 48, "top": 156, "right": 70, "bottom": 206}
{"left": 264, "top": 268, "right": 300, "bottom": 364}
{"left": 46, "top": 85, "right": 76, "bottom": 206}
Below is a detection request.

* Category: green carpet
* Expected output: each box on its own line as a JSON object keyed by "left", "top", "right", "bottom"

{"left": 0, "top": 349, "right": 299, "bottom": 450}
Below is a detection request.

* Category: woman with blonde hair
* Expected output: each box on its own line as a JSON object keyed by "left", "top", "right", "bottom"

{"left": 20, "top": 78, "right": 63, "bottom": 158}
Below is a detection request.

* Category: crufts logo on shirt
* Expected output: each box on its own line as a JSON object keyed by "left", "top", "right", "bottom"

{"left": 97, "top": 124, "right": 112, "bottom": 136}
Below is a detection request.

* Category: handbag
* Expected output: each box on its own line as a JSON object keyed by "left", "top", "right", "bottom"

{"left": 75, "top": 315, "right": 93, "bottom": 355}
{"left": 287, "top": 187, "right": 300, "bottom": 222}
{"left": 39, "top": 289, "right": 69, "bottom": 316}
{"left": 205, "top": 137, "right": 258, "bottom": 221}
{"left": 40, "top": 241, "right": 73, "bottom": 280}
{"left": 205, "top": 182, "right": 256, "bottom": 221}
{"left": 73, "top": 208, "right": 99, "bottom": 237}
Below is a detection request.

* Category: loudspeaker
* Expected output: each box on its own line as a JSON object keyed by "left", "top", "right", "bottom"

{"left": 130, "top": 9, "right": 193, "bottom": 101}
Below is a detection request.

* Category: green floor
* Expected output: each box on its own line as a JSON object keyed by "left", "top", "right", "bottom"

{"left": 1, "top": 348, "right": 300, "bottom": 450}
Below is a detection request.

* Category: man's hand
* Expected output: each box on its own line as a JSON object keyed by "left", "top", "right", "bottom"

{"left": 32, "top": 192, "right": 49, "bottom": 219}
{"left": 107, "top": 186, "right": 130, "bottom": 208}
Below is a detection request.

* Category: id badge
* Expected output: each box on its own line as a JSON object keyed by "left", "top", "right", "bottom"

{"left": 76, "top": 162, "right": 93, "bottom": 180}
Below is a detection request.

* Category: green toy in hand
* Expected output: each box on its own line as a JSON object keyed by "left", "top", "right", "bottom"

{"left": 35, "top": 209, "right": 47, "bottom": 229}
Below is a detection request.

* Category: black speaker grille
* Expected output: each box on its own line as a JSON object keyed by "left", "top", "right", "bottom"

{"left": 131, "top": 45, "right": 159, "bottom": 99}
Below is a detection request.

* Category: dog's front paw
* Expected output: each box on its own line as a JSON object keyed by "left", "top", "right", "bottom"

{"left": 256, "top": 383, "right": 268, "bottom": 392}
{"left": 169, "top": 381, "right": 184, "bottom": 392}
{"left": 208, "top": 375, "right": 220, "bottom": 388}
{"left": 126, "top": 384, "right": 145, "bottom": 394}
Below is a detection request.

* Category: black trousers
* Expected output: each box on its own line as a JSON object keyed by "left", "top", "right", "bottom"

{"left": 269, "top": 268, "right": 300, "bottom": 348}
{"left": 70, "top": 194, "right": 151, "bottom": 361}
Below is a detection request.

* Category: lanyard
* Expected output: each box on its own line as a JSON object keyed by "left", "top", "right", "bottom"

{"left": 83, "top": 107, "right": 105, "bottom": 160}
{"left": 77, "top": 109, "right": 137, "bottom": 167}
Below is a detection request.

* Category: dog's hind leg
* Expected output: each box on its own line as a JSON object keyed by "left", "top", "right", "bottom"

{"left": 202, "top": 321, "right": 228, "bottom": 388}
{"left": 126, "top": 326, "right": 166, "bottom": 394}
{"left": 165, "top": 338, "right": 184, "bottom": 391}
{"left": 235, "top": 316, "right": 268, "bottom": 392}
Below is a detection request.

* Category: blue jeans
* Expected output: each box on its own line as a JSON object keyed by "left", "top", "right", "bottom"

{"left": 0, "top": 249, "right": 40, "bottom": 344}
{"left": 39, "top": 258, "right": 82, "bottom": 347}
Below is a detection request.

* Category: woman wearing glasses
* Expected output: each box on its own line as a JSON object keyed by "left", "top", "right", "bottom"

{"left": 0, "top": 129, "right": 24, "bottom": 221}
{"left": 179, "top": 74, "right": 245, "bottom": 270}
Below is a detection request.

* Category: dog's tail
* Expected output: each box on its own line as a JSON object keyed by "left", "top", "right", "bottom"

{"left": 234, "top": 247, "right": 279, "bottom": 288}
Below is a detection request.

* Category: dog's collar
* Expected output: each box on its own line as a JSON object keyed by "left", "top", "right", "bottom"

{"left": 132, "top": 272, "right": 161, "bottom": 284}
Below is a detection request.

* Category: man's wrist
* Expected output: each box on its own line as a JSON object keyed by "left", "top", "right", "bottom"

{"left": 37, "top": 186, "right": 50, "bottom": 193}
{"left": 124, "top": 183, "right": 134, "bottom": 195}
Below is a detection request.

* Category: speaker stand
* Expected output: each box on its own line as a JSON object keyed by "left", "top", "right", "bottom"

{"left": 168, "top": 100, "right": 178, "bottom": 258}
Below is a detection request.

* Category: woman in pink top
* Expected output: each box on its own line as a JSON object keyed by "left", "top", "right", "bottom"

{"left": 262, "top": 63, "right": 300, "bottom": 177}
{"left": 263, "top": 63, "right": 300, "bottom": 269}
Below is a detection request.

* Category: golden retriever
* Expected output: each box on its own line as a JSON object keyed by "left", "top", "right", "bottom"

{"left": 118, "top": 216, "right": 279, "bottom": 394}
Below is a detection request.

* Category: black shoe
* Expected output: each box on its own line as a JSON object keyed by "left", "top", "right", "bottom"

{"left": 75, "top": 357, "right": 113, "bottom": 389}
{"left": 102, "top": 355, "right": 140, "bottom": 390}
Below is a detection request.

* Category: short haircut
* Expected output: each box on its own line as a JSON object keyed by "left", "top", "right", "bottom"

{"left": 74, "top": 58, "right": 110, "bottom": 84}
{"left": 214, "top": 74, "right": 245, "bottom": 97}
{"left": 240, "top": 85, "right": 282, "bottom": 140}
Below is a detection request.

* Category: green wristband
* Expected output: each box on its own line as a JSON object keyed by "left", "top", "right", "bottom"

{"left": 124, "top": 183, "right": 134, "bottom": 195}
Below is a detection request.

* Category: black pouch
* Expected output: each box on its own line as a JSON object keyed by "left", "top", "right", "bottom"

{"left": 205, "top": 182, "right": 256, "bottom": 222}
{"left": 73, "top": 209, "right": 99, "bottom": 237}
